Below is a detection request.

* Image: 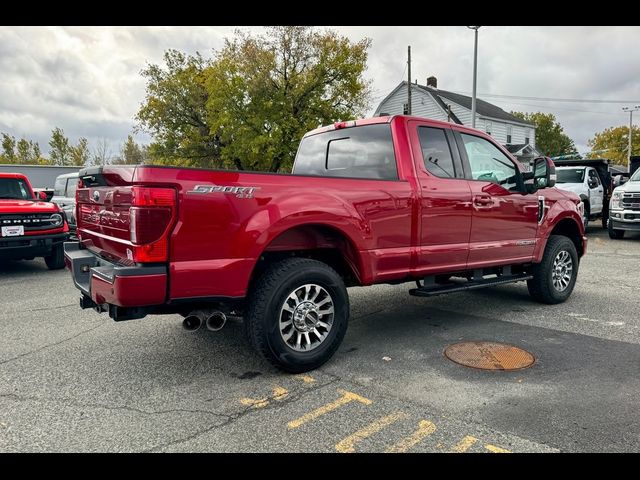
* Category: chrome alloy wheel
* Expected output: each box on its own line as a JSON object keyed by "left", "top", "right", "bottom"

{"left": 279, "top": 284, "right": 334, "bottom": 352}
{"left": 552, "top": 250, "right": 573, "bottom": 292}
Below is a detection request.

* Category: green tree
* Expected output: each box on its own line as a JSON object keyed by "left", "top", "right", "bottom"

{"left": 71, "top": 137, "right": 90, "bottom": 165}
{"left": 587, "top": 125, "right": 640, "bottom": 165}
{"left": 49, "top": 127, "right": 71, "bottom": 166}
{"left": 2, "top": 133, "right": 16, "bottom": 163}
{"left": 207, "top": 26, "right": 372, "bottom": 172}
{"left": 16, "top": 138, "right": 32, "bottom": 163}
{"left": 136, "top": 27, "right": 372, "bottom": 172}
{"left": 136, "top": 49, "right": 217, "bottom": 166}
{"left": 511, "top": 112, "right": 576, "bottom": 157}
{"left": 1, "top": 134, "right": 50, "bottom": 164}
{"left": 114, "top": 135, "right": 146, "bottom": 165}
{"left": 32, "top": 142, "right": 46, "bottom": 164}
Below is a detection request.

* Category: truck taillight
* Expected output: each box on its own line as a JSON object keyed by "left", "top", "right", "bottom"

{"left": 129, "top": 187, "right": 177, "bottom": 263}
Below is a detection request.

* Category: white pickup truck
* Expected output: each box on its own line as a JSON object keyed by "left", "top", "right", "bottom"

{"left": 555, "top": 166, "right": 605, "bottom": 228}
{"left": 608, "top": 167, "right": 640, "bottom": 239}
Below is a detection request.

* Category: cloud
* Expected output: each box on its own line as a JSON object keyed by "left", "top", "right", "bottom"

{"left": 1, "top": 26, "right": 639, "bottom": 157}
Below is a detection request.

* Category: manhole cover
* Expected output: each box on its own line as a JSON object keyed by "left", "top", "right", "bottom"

{"left": 444, "top": 341, "right": 535, "bottom": 371}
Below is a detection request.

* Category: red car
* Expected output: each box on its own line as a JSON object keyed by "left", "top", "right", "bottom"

{"left": 1, "top": 172, "right": 69, "bottom": 269}
{"left": 64, "top": 116, "right": 586, "bottom": 372}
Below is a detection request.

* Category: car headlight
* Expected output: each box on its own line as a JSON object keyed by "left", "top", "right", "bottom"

{"left": 50, "top": 213, "right": 63, "bottom": 227}
{"left": 611, "top": 191, "right": 622, "bottom": 210}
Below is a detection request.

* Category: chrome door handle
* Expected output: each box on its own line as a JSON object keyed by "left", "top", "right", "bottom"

{"left": 473, "top": 196, "right": 492, "bottom": 206}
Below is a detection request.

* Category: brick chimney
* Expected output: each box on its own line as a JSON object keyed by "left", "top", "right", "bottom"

{"left": 427, "top": 76, "right": 437, "bottom": 88}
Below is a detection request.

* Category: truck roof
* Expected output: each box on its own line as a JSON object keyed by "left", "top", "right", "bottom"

{"left": 0, "top": 172, "right": 30, "bottom": 181}
{"left": 303, "top": 114, "right": 491, "bottom": 138}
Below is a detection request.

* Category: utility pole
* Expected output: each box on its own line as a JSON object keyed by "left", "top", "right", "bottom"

{"left": 467, "top": 26, "right": 481, "bottom": 128}
{"left": 622, "top": 105, "right": 640, "bottom": 163}
{"left": 407, "top": 46, "right": 412, "bottom": 115}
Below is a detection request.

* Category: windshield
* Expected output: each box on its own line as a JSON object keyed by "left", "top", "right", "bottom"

{"left": 0, "top": 178, "right": 33, "bottom": 200}
{"left": 630, "top": 169, "right": 640, "bottom": 182}
{"left": 556, "top": 168, "right": 585, "bottom": 184}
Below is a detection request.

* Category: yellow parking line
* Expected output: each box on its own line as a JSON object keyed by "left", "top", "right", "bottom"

{"left": 451, "top": 435, "right": 478, "bottom": 453}
{"left": 336, "top": 412, "right": 407, "bottom": 453}
{"left": 386, "top": 420, "right": 437, "bottom": 453}
{"left": 485, "top": 444, "right": 511, "bottom": 453}
{"left": 296, "top": 375, "right": 316, "bottom": 383}
{"left": 240, "top": 397, "right": 269, "bottom": 409}
{"left": 273, "top": 387, "right": 289, "bottom": 400}
{"left": 240, "top": 387, "right": 289, "bottom": 409}
{"left": 287, "top": 389, "right": 372, "bottom": 429}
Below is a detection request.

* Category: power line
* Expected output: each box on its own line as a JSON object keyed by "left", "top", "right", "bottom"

{"left": 451, "top": 91, "right": 640, "bottom": 105}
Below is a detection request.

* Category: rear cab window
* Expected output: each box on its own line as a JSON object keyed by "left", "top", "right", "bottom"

{"left": 293, "top": 124, "right": 398, "bottom": 180}
{"left": 417, "top": 126, "right": 456, "bottom": 178}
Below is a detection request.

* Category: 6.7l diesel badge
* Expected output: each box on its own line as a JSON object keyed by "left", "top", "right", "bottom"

{"left": 187, "top": 184, "right": 259, "bottom": 199}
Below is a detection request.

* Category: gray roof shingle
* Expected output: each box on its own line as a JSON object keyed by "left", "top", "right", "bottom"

{"left": 385, "top": 82, "right": 534, "bottom": 126}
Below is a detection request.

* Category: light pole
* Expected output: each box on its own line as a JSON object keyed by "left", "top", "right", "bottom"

{"left": 467, "top": 26, "right": 481, "bottom": 128}
{"left": 622, "top": 105, "right": 640, "bottom": 162}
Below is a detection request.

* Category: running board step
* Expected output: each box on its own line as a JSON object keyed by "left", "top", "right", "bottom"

{"left": 409, "top": 274, "right": 533, "bottom": 297}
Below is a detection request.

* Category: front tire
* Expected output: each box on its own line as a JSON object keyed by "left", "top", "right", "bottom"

{"left": 608, "top": 220, "right": 625, "bottom": 239}
{"left": 44, "top": 244, "right": 65, "bottom": 270}
{"left": 245, "top": 258, "right": 349, "bottom": 373}
{"left": 527, "top": 235, "right": 579, "bottom": 304}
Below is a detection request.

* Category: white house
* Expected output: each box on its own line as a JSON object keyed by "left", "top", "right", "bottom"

{"left": 375, "top": 77, "right": 538, "bottom": 156}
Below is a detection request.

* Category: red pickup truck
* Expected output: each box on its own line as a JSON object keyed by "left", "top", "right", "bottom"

{"left": 64, "top": 116, "right": 586, "bottom": 372}
{"left": 1, "top": 172, "right": 69, "bottom": 269}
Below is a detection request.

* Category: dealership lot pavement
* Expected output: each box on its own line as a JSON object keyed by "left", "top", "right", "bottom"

{"left": 1, "top": 227, "right": 639, "bottom": 452}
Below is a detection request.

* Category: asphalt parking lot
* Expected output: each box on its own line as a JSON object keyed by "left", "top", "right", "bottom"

{"left": 1, "top": 226, "right": 639, "bottom": 453}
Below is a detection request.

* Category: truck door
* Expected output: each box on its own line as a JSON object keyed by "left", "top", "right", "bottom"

{"left": 453, "top": 130, "right": 539, "bottom": 267}
{"left": 587, "top": 168, "right": 604, "bottom": 214}
{"left": 408, "top": 121, "right": 472, "bottom": 275}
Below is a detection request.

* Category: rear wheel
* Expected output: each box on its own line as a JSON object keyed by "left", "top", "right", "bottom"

{"left": 608, "top": 220, "right": 625, "bottom": 239}
{"left": 245, "top": 258, "right": 349, "bottom": 373}
{"left": 582, "top": 204, "right": 590, "bottom": 229}
{"left": 44, "top": 244, "right": 65, "bottom": 270}
{"left": 527, "top": 235, "right": 578, "bottom": 304}
{"left": 601, "top": 204, "right": 609, "bottom": 229}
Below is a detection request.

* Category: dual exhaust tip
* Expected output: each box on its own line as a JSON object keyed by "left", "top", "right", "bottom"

{"left": 182, "top": 310, "right": 227, "bottom": 332}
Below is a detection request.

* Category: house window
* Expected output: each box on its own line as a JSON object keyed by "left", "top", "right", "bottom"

{"left": 525, "top": 129, "right": 531, "bottom": 144}
{"left": 506, "top": 125, "right": 512, "bottom": 144}
{"left": 485, "top": 121, "right": 492, "bottom": 136}
{"left": 403, "top": 103, "right": 409, "bottom": 115}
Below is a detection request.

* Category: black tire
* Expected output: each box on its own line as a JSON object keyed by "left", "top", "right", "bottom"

{"left": 608, "top": 220, "right": 625, "bottom": 239}
{"left": 44, "top": 244, "right": 65, "bottom": 270}
{"left": 601, "top": 205, "right": 609, "bottom": 229}
{"left": 245, "top": 258, "right": 349, "bottom": 373}
{"left": 582, "top": 204, "right": 590, "bottom": 230}
{"left": 527, "top": 235, "right": 579, "bottom": 304}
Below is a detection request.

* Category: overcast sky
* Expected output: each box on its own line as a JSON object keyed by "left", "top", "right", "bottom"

{"left": 1, "top": 26, "right": 639, "bottom": 158}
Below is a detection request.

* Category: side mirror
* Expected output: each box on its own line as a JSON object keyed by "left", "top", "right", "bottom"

{"left": 533, "top": 156, "right": 556, "bottom": 189}
{"left": 38, "top": 191, "right": 48, "bottom": 201}
{"left": 588, "top": 179, "right": 598, "bottom": 189}
{"left": 523, "top": 157, "right": 556, "bottom": 193}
